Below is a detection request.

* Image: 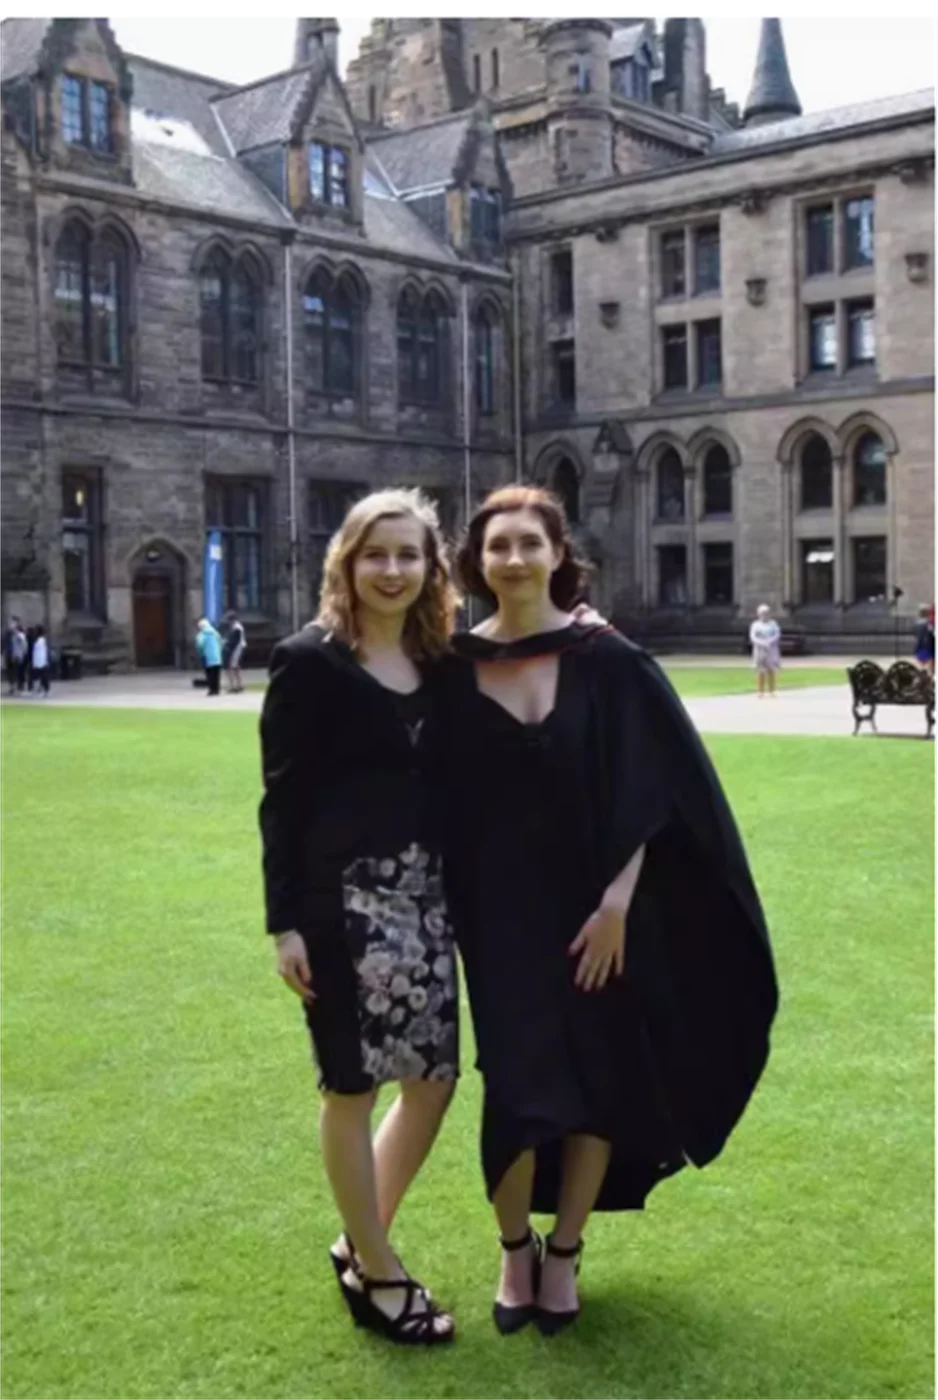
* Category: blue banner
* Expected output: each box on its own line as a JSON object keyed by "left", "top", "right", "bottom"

{"left": 203, "top": 530, "right": 223, "bottom": 625}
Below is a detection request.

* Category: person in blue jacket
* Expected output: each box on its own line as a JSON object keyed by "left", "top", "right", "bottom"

{"left": 195, "top": 618, "right": 223, "bottom": 696}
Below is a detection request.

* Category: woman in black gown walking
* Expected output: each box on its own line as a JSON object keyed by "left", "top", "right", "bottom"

{"left": 259, "top": 489, "right": 460, "bottom": 1345}
{"left": 440, "top": 486, "right": 778, "bottom": 1335}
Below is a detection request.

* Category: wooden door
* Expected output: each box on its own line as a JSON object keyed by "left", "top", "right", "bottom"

{"left": 133, "top": 572, "right": 172, "bottom": 666}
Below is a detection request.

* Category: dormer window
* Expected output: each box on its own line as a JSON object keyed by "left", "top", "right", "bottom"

{"left": 309, "top": 141, "right": 349, "bottom": 208}
{"left": 470, "top": 187, "right": 502, "bottom": 255}
{"left": 59, "top": 74, "right": 113, "bottom": 152}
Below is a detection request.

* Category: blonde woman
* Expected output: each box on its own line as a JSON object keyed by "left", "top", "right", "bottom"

{"left": 749, "top": 604, "right": 782, "bottom": 696}
{"left": 259, "top": 489, "right": 460, "bottom": 1346}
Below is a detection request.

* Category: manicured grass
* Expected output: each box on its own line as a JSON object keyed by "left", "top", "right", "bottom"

{"left": 659, "top": 665, "right": 847, "bottom": 698}
{"left": 247, "top": 666, "right": 846, "bottom": 700}
{"left": 1, "top": 709, "right": 933, "bottom": 1400}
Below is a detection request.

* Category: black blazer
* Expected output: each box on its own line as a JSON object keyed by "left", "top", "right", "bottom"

{"left": 258, "top": 626, "right": 435, "bottom": 936}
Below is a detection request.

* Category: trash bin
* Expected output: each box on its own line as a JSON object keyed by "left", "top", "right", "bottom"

{"left": 59, "top": 647, "right": 83, "bottom": 681}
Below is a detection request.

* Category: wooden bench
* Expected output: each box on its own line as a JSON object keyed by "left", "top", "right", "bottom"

{"left": 846, "top": 660, "right": 934, "bottom": 737}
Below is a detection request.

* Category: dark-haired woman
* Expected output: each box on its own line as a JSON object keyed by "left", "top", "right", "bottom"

{"left": 438, "top": 486, "right": 777, "bottom": 1336}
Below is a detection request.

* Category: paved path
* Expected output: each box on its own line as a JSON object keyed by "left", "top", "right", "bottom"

{"left": 3, "top": 663, "right": 932, "bottom": 739}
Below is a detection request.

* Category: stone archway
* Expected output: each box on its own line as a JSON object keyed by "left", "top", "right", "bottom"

{"left": 128, "top": 538, "right": 187, "bottom": 667}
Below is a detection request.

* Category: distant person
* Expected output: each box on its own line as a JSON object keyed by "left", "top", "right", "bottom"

{"left": 195, "top": 618, "right": 223, "bottom": 697}
{"left": 4, "top": 618, "right": 26, "bottom": 695}
{"left": 24, "top": 625, "right": 37, "bottom": 693}
{"left": 31, "top": 626, "right": 50, "bottom": 697}
{"left": 749, "top": 604, "right": 781, "bottom": 697}
{"left": 223, "top": 610, "right": 247, "bottom": 694}
{"left": 913, "top": 604, "right": 935, "bottom": 674}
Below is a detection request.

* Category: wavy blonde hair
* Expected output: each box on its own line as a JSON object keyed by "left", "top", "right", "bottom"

{"left": 315, "top": 488, "right": 460, "bottom": 660}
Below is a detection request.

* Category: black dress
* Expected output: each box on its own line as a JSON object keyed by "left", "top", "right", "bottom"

{"left": 437, "top": 623, "right": 777, "bottom": 1213}
{"left": 259, "top": 627, "right": 459, "bottom": 1094}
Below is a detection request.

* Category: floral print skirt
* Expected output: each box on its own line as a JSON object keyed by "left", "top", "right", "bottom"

{"left": 303, "top": 842, "right": 459, "bottom": 1093}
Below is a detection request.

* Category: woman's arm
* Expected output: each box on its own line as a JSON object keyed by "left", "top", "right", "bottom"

{"left": 259, "top": 642, "right": 317, "bottom": 937}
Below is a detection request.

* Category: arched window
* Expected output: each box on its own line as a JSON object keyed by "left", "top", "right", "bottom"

{"left": 702, "top": 444, "right": 732, "bottom": 516}
{"left": 54, "top": 220, "right": 129, "bottom": 384}
{"left": 800, "top": 433, "right": 833, "bottom": 511}
{"left": 398, "top": 288, "right": 446, "bottom": 407}
{"left": 656, "top": 448, "right": 685, "bottom": 522}
{"left": 853, "top": 432, "right": 887, "bottom": 506}
{"left": 552, "top": 458, "right": 580, "bottom": 524}
{"left": 230, "top": 261, "right": 261, "bottom": 385}
{"left": 199, "top": 249, "right": 262, "bottom": 385}
{"left": 304, "top": 268, "right": 361, "bottom": 397}
{"left": 474, "top": 304, "right": 498, "bottom": 416}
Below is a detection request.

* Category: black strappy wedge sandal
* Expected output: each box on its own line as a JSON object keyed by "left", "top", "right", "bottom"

{"left": 536, "top": 1235, "right": 583, "bottom": 1336}
{"left": 493, "top": 1228, "right": 544, "bottom": 1335}
{"left": 350, "top": 1274, "right": 455, "bottom": 1346}
{"left": 328, "top": 1235, "right": 368, "bottom": 1322}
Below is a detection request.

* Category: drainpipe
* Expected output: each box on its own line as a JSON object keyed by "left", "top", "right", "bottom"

{"left": 283, "top": 235, "right": 299, "bottom": 634}
{"left": 461, "top": 278, "right": 474, "bottom": 626}
{"left": 511, "top": 249, "right": 523, "bottom": 484}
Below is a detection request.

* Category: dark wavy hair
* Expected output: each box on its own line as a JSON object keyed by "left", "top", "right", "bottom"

{"left": 455, "top": 485, "right": 592, "bottom": 610}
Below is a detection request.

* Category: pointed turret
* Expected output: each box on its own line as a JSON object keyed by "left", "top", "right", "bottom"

{"left": 743, "top": 19, "right": 802, "bottom": 127}
{"left": 294, "top": 18, "right": 339, "bottom": 69}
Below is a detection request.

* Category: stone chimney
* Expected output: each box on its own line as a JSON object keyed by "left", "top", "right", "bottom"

{"left": 662, "top": 18, "right": 708, "bottom": 122}
{"left": 743, "top": 19, "right": 802, "bottom": 127}
{"left": 294, "top": 18, "right": 339, "bottom": 69}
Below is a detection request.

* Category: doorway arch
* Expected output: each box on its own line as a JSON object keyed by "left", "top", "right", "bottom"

{"left": 128, "top": 538, "right": 187, "bottom": 667}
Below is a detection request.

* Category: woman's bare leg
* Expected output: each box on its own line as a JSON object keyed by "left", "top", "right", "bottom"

{"left": 373, "top": 1078, "right": 456, "bottom": 1229}
{"left": 320, "top": 1086, "right": 453, "bottom": 1331}
{"left": 319, "top": 1089, "right": 398, "bottom": 1279}
{"left": 492, "top": 1149, "right": 537, "bottom": 1305}
{"left": 539, "top": 1134, "right": 611, "bottom": 1314}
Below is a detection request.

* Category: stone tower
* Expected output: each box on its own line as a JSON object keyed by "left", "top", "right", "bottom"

{"left": 541, "top": 19, "right": 614, "bottom": 186}
{"left": 661, "top": 18, "right": 709, "bottom": 122}
{"left": 743, "top": 18, "right": 802, "bottom": 127}
{"left": 294, "top": 18, "right": 339, "bottom": 69}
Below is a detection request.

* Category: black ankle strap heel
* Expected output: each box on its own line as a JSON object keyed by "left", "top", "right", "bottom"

{"left": 537, "top": 1235, "right": 584, "bottom": 1337}
{"left": 493, "top": 1228, "right": 543, "bottom": 1336}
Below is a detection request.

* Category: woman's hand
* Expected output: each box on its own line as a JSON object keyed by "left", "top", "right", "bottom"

{"left": 275, "top": 931, "right": 314, "bottom": 1002}
{"left": 568, "top": 897, "right": 627, "bottom": 992}
{"left": 572, "top": 601, "right": 609, "bottom": 628}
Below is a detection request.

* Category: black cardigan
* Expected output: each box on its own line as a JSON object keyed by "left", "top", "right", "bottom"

{"left": 258, "top": 626, "right": 435, "bottom": 936}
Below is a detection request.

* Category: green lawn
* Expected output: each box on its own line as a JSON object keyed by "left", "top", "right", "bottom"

{"left": 248, "top": 666, "right": 847, "bottom": 700}
{"left": 659, "top": 665, "right": 848, "bottom": 698}
{"left": 1, "top": 709, "right": 933, "bottom": 1400}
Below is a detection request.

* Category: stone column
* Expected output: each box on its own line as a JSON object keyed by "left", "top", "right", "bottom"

{"left": 634, "top": 466, "right": 650, "bottom": 606}
{"left": 685, "top": 465, "right": 698, "bottom": 604}
{"left": 780, "top": 460, "right": 793, "bottom": 608}
{"left": 833, "top": 452, "right": 846, "bottom": 605}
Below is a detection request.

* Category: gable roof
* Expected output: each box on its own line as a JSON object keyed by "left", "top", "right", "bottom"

{"left": 133, "top": 136, "right": 291, "bottom": 226}
{"left": 713, "top": 87, "right": 935, "bottom": 154}
{"left": 368, "top": 110, "right": 473, "bottom": 194}
{"left": 128, "top": 55, "right": 233, "bottom": 157}
{"left": 610, "top": 23, "right": 652, "bottom": 64}
{"left": 210, "top": 56, "right": 336, "bottom": 155}
{"left": 0, "top": 17, "right": 51, "bottom": 82}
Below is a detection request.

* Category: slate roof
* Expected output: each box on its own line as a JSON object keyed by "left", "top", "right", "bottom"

{"left": 713, "top": 88, "right": 935, "bottom": 153}
{"left": 743, "top": 18, "right": 801, "bottom": 123}
{"left": 128, "top": 56, "right": 232, "bottom": 156}
{"left": 0, "top": 17, "right": 51, "bottom": 82}
{"left": 363, "top": 192, "right": 458, "bottom": 263}
{"left": 210, "top": 59, "right": 323, "bottom": 154}
{"left": 368, "top": 111, "right": 472, "bottom": 194}
{"left": 133, "top": 139, "right": 291, "bottom": 226}
{"left": 609, "top": 23, "right": 650, "bottom": 63}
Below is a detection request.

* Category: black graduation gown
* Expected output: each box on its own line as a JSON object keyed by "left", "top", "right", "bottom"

{"left": 436, "top": 623, "right": 778, "bottom": 1213}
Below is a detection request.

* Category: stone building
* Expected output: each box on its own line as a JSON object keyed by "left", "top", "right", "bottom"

{"left": 1, "top": 17, "right": 934, "bottom": 665}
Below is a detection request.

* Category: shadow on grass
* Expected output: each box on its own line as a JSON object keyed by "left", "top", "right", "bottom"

{"left": 315, "top": 1280, "right": 888, "bottom": 1400}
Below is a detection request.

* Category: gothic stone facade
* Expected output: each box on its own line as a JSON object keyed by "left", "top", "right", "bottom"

{"left": 1, "top": 17, "right": 934, "bottom": 666}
